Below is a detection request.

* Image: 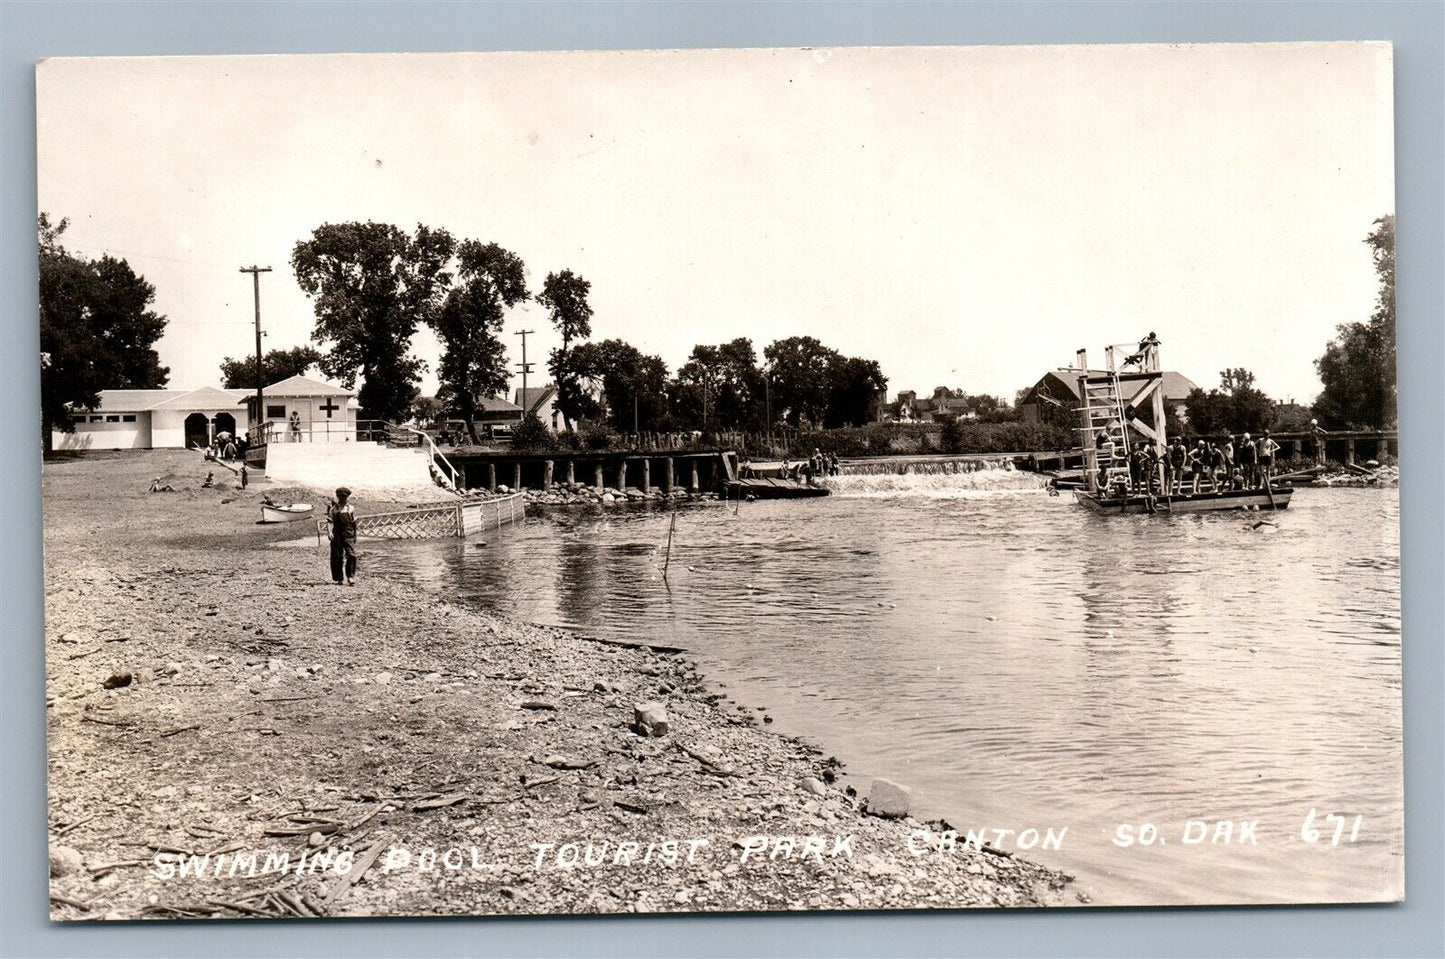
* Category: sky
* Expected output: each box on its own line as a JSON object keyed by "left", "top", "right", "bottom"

{"left": 36, "top": 42, "right": 1394, "bottom": 406}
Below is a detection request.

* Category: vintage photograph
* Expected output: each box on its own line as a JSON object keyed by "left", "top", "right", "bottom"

{"left": 38, "top": 43, "right": 1399, "bottom": 919}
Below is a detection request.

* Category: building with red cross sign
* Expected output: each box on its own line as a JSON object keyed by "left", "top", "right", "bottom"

{"left": 240, "top": 373, "right": 358, "bottom": 444}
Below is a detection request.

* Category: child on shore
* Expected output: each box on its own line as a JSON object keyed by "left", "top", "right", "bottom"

{"left": 327, "top": 487, "right": 359, "bottom": 586}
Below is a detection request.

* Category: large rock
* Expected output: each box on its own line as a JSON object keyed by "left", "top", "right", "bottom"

{"left": 865, "top": 778, "right": 912, "bottom": 818}
{"left": 632, "top": 701, "right": 669, "bottom": 737}
{"left": 49, "top": 844, "right": 86, "bottom": 878}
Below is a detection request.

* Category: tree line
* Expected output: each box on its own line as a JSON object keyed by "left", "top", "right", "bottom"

{"left": 37, "top": 213, "right": 1398, "bottom": 449}
{"left": 282, "top": 221, "right": 889, "bottom": 440}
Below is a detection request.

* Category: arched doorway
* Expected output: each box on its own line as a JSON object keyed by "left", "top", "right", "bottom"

{"left": 184, "top": 412, "right": 210, "bottom": 449}
{"left": 212, "top": 411, "right": 237, "bottom": 441}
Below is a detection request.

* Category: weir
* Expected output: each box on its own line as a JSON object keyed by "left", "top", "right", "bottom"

{"left": 836, "top": 454, "right": 1036, "bottom": 477}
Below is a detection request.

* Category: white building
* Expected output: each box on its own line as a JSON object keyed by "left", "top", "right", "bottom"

{"left": 51, "top": 387, "right": 246, "bottom": 451}
{"left": 241, "top": 374, "right": 359, "bottom": 444}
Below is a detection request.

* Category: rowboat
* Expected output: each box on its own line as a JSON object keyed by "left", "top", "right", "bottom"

{"left": 260, "top": 502, "right": 315, "bottom": 523}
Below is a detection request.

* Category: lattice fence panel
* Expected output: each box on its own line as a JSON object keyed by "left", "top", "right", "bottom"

{"left": 355, "top": 504, "right": 460, "bottom": 539}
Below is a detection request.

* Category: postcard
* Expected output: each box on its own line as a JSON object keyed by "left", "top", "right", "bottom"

{"left": 39, "top": 42, "right": 1399, "bottom": 919}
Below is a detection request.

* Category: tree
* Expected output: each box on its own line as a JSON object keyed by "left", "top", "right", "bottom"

{"left": 672, "top": 338, "right": 763, "bottom": 430}
{"left": 538, "top": 270, "right": 594, "bottom": 430}
{"left": 1314, "top": 215, "right": 1396, "bottom": 429}
{"left": 218, "top": 345, "right": 324, "bottom": 390}
{"left": 1183, "top": 367, "right": 1273, "bottom": 435}
{"left": 569, "top": 339, "right": 670, "bottom": 433}
{"left": 431, "top": 241, "right": 528, "bottom": 443}
{"left": 39, "top": 214, "right": 169, "bottom": 448}
{"left": 763, "top": 336, "right": 837, "bottom": 429}
{"left": 824, "top": 355, "right": 888, "bottom": 428}
{"left": 291, "top": 222, "right": 455, "bottom": 422}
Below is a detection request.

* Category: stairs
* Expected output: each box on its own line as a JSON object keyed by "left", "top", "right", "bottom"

{"left": 262, "top": 440, "right": 436, "bottom": 490}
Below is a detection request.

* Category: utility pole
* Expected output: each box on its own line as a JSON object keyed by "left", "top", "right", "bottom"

{"left": 239, "top": 265, "right": 272, "bottom": 438}
{"left": 515, "top": 329, "right": 535, "bottom": 416}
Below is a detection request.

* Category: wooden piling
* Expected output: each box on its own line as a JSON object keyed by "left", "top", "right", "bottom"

{"left": 1346, "top": 438, "right": 1357, "bottom": 465}
{"left": 565, "top": 459, "right": 575, "bottom": 485}
{"left": 642, "top": 458, "right": 651, "bottom": 493}
{"left": 689, "top": 459, "right": 699, "bottom": 493}
{"left": 594, "top": 462, "right": 604, "bottom": 492}
{"left": 543, "top": 459, "right": 554, "bottom": 489}
{"left": 513, "top": 462, "right": 522, "bottom": 491}
{"left": 663, "top": 457, "right": 674, "bottom": 493}
{"left": 487, "top": 463, "right": 497, "bottom": 492}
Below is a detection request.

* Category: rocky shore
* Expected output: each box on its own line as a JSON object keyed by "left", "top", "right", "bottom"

{"left": 44, "top": 449, "right": 1072, "bottom": 921}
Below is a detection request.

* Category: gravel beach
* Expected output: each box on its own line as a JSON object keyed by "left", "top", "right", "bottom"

{"left": 44, "top": 449, "right": 1072, "bottom": 920}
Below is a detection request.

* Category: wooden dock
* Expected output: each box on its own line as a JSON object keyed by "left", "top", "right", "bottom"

{"left": 724, "top": 478, "right": 829, "bottom": 499}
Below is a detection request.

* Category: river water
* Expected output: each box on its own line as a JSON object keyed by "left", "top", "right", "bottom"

{"left": 367, "top": 473, "right": 1403, "bottom": 907}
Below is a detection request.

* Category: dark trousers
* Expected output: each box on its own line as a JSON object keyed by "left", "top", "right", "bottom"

{"left": 330, "top": 538, "right": 357, "bottom": 582}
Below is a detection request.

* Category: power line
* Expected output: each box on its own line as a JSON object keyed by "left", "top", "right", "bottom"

{"left": 515, "top": 328, "right": 535, "bottom": 410}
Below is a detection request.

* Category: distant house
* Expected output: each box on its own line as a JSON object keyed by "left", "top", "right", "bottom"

{"left": 514, "top": 384, "right": 562, "bottom": 431}
{"left": 884, "top": 387, "right": 978, "bottom": 424}
{"left": 1017, "top": 369, "right": 1198, "bottom": 424}
{"left": 51, "top": 387, "right": 247, "bottom": 451}
{"left": 239, "top": 374, "right": 359, "bottom": 443}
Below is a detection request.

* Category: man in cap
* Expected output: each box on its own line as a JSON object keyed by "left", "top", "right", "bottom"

{"left": 327, "top": 487, "right": 358, "bottom": 585}
{"left": 1309, "top": 418, "right": 1329, "bottom": 466}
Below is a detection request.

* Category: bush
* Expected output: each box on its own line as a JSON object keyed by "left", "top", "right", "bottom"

{"left": 581, "top": 422, "right": 618, "bottom": 451}
{"left": 511, "top": 413, "right": 554, "bottom": 452}
{"left": 940, "top": 419, "right": 963, "bottom": 454}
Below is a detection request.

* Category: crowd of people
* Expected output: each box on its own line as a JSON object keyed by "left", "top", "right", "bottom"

{"left": 207, "top": 430, "right": 249, "bottom": 463}
{"left": 1098, "top": 430, "right": 1283, "bottom": 497}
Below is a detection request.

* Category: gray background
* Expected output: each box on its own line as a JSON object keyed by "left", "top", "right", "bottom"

{"left": 2, "top": 3, "right": 1440, "bottom": 957}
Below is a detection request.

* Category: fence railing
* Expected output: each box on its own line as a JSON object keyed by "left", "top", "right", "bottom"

{"left": 315, "top": 492, "right": 525, "bottom": 541}
{"left": 387, "top": 424, "right": 460, "bottom": 490}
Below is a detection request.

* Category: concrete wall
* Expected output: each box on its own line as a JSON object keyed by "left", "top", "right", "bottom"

{"left": 52, "top": 412, "right": 151, "bottom": 450}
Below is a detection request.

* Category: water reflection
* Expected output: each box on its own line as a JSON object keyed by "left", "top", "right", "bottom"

{"left": 366, "top": 477, "right": 1402, "bottom": 906}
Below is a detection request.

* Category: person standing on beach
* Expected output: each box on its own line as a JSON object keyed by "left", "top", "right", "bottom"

{"left": 327, "top": 487, "right": 359, "bottom": 586}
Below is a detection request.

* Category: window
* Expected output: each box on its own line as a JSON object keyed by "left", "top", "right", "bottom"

{"left": 89, "top": 415, "right": 104, "bottom": 423}
{"left": 106, "top": 415, "right": 120, "bottom": 423}
{"left": 266, "top": 405, "right": 286, "bottom": 419}
{"left": 121, "top": 414, "right": 136, "bottom": 423}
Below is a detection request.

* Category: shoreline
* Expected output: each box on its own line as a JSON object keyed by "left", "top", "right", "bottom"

{"left": 44, "top": 449, "right": 1073, "bottom": 919}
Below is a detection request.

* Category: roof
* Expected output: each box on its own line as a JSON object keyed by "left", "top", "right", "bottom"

{"left": 1031, "top": 369, "right": 1199, "bottom": 403}
{"left": 258, "top": 374, "right": 355, "bottom": 398}
{"left": 513, "top": 384, "right": 557, "bottom": 415}
{"left": 79, "top": 388, "right": 244, "bottom": 413}
{"left": 148, "top": 386, "right": 247, "bottom": 411}
{"left": 478, "top": 396, "right": 523, "bottom": 414}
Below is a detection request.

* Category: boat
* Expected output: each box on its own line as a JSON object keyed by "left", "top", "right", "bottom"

{"left": 1067, "top": 337, "right": 1293, "bottom": 515}
{"left": 260, "top": 502, "right": 315, "bottom": 523}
